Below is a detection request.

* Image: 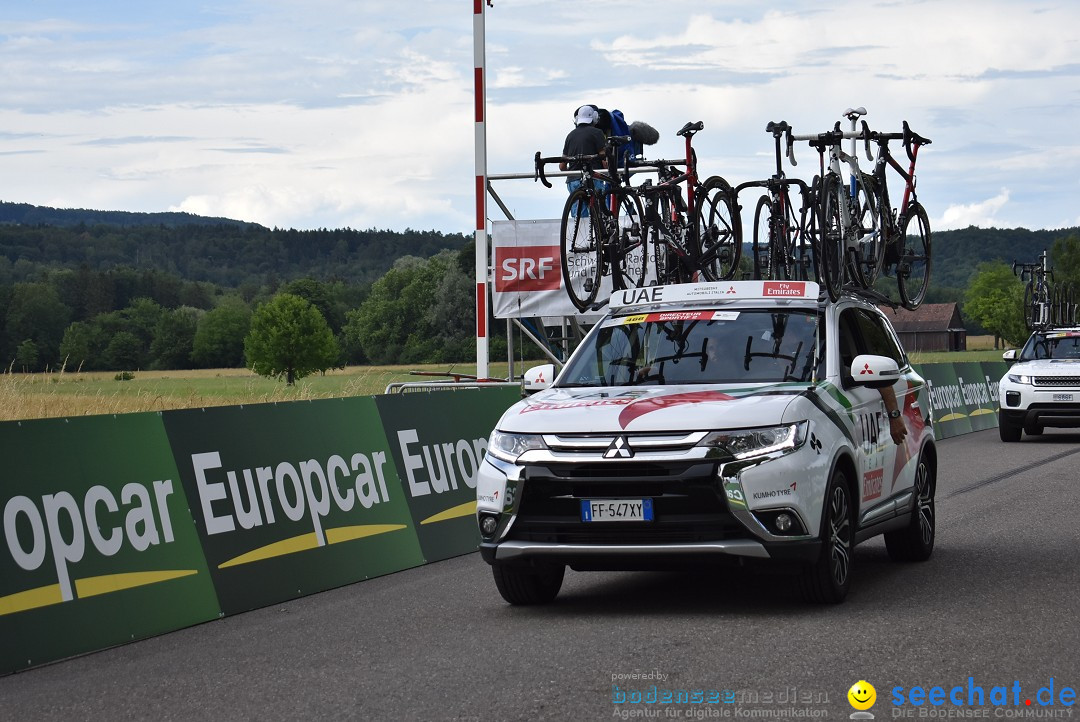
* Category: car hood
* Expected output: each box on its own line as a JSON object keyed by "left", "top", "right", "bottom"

{"left": 496, "top": 384, "right": 805, "bottom": 434}
{"left": 1011, "top": 359, "right": 1080, "bottom": 375}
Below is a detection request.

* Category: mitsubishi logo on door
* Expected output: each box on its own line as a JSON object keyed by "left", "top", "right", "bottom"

{"left": 604, "top": 436, "right": 635, "bottom": 459}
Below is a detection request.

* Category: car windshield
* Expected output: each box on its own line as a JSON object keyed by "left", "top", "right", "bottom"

{"left": 558, "top": 308, "right": 824, "bottom": 387}
{"left": 1020, "top": 331, "right": 1080, "bottom": 360}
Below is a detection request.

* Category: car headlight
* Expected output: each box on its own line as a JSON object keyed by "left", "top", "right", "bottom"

{"left": 699, "top": 421, "right": 809, "bottom": 460}
{"left": 1007, "top": 373, "right": 1032, "bottom": 385}
{"left": 488, "top": 430, "right": 546, "bottom": 463}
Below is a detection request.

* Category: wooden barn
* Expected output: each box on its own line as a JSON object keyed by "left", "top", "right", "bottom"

{"left": 877, "top": 302, "right": 966, "bottom": 353}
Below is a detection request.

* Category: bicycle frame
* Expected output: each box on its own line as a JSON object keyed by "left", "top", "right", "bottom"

{"left": 735, "top": 121, "right": 814, "bottom": 281}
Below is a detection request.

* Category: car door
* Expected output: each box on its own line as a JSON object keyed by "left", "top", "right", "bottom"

{"left": 852, "top": 307, "right": 919, "bottom": 511}
{"left": 836, "top": 307, "right": 893, "bottom": 522}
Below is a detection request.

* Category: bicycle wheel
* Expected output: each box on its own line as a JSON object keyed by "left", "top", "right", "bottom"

{"left": 694, "top": 176, "right": 741, "bottom": 281}
{"left": 647, "top": 194, "right": 675, "bottom": 286}
{"left": 896, "top": 202, "right": 932, "bottom": 310}
{"left": 1023, "top": 282, "right": 1036, "bottom": 331}
{"left": 607, "top": 187, "right": 647, "bottom": 292}
{"left": 848, "top": 174, "right": 882, "bottom": 288}
{"left": 559, "top": 187, "right": 604, "bottom": 312}
{"left": 818, "top": 173, "right": 845, "bottom": 302}
{"left": 751, "top": 195, "right": 774, "bottom": 280}
{"left": 791, "top": 187, "right": 819, "bottom": 283}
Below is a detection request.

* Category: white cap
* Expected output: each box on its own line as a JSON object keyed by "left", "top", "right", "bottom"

{"left": 574, "top": 105, "right": 598, "bottom": 126}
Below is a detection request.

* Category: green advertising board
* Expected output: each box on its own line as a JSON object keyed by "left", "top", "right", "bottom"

{"left": 0, "top": 413, "right": 219, "bottom": 674}
{"left": 951, "top": 362, "right": 998, "bottom": 432}
{"left": 162, "top": 397, "right": 427, "bottom": 616}
{"left": 375, "top": 387, "right": 521, "bottom": 563}
{"left": 912, "top": 363, "right": 973, "bottom": 439}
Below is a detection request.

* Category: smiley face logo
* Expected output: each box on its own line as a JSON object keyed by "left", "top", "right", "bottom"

{"left": 848, "top": 680, "right": 876, "bottom": 710}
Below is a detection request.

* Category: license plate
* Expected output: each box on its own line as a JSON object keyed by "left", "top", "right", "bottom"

{"left": 1054, "top": 393, "right": 1073, "bottom": 402}
{"left": 581, "top": 499, "right": 654, "bottom": 522}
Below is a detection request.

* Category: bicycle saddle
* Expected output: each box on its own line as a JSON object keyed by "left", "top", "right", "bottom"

{"left": 843, "top": 107, "right": 867, "bottom": 119}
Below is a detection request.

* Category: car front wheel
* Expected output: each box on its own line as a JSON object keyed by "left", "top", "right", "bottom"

{"left": 799, "top": 468, "right": 853, "bottom": 604}
{"left": 998, "top": 411, "right": 1022, "bottom": 442}
{"left": 491, "top": 562, "right": 565, "bottom": 605}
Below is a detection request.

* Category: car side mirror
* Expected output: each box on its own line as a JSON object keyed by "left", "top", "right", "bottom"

{"left": 1002, "top": 349, "right": 1017, "bottom": 361}
{"left": 523, "top": 364, "right": 556, "bottom": 394}
{"left": 849, "top": 354, "right": 901, "bottom": 389}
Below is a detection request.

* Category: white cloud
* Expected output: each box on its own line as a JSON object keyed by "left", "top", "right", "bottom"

{"left": 0, "top": 1, "right": 1079, "bottom": 233}
{"left": 937, "top": 189, "right": 1011, "bottom": 230}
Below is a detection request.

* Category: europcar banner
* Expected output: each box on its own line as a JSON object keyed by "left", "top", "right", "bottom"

{"left": 375, "top": 387, "right": 521, "bottom": 562}
{"left": 912, "top": 363, "right": 974, "bottom": 439}
{"left": 0, "top": 413, "right": 219, "bottom": 673}
{"left": 954, "top": 361, "right": 999, "bottom": 432}
{"left": 162, "top": 397, "right": 427, "bottom": 616}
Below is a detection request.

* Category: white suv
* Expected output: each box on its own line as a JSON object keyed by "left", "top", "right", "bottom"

{"left": 998, "top": 327, "right": 1080, "bottom": 441}
{"left": 476, "top": 281, "right": 937, "bottom": 604}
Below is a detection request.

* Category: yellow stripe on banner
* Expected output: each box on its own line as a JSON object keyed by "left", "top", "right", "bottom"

{"left": 219, "top": 533, "right": 321, "bottom": 568}
{"left": 0, "top": 584, "right": 64, "bottom": 616}
{"left": 326, "top": 524, "right": 407, "bottom": 544}
{"left": 970, "top": 408, "right": 996, "bottom": 416}
{"left": 938, "top": 412, "right": 967, "bottom": 421}
{"left": 75, "top": 570, "right": 198, "bottom": 599}
{"left": 219, "top": 525, "right": 410, "bottom": 568}
{"left": 421, "top": 500, "right": 477, "bottom": 525}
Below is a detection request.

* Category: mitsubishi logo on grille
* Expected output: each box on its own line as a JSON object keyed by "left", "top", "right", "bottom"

{"left": 604, "top": 435, "right": 635, "bottom": 459}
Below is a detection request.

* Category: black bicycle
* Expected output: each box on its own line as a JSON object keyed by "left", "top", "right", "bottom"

{"left": 735, "top": 121, "right": 819, "bottom": 282}
{"left": 535, "top": 135, "right": 646, "bottom": 311}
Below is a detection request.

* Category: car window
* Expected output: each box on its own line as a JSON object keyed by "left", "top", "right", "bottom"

{"left": 854, "top": 309, "right": 905, "bottom": 365}
{"left": 1021, "top": 332, "right": 1080, "bottom": 360}
{"left": 559, "top": 309, "right": 824, "bottom": 387}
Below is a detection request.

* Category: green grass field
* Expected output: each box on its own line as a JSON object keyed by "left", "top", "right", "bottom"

{"left": 0, "top": 362, "right": 518, "bottom": 422}
{"left": 0, "top": 335, "right": 1012, "bottom": 422}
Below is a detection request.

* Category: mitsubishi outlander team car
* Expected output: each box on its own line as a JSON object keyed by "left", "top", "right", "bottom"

{"left": 476, "top": 281, "right": 937, "bottom": 604}
{"left": 998, "top": 326, "right": 1080, "bottom": 441}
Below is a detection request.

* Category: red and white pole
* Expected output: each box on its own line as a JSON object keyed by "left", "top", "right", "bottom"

{"left": 473, "top": 0, "right": 489, "bottom": 378}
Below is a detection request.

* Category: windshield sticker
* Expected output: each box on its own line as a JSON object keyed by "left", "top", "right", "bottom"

{"left": 1045, "top": 332, "right": 1080, "bottom": 339}
{"left": 618, "top": 310, "right": 721, "bottom": 325}
{"left": 617, "top": 390, "right": 735, "bottom": 428}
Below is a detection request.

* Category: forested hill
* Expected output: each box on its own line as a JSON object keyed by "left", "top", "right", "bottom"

{"left": 0, "top": 200, "right": 1075, "bottom": 292}
{"left": 0, "top": 202, "right": 470, "bottom": 287}
{"left": 0, "top": 201, "right": 256, "bottom": 229}
{"left": 932, "top": 225, "right": 1079, "bottom": 291}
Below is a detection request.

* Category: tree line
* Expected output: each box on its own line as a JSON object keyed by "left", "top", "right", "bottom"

{"left": 2, "top": 199, "right": 1079, "bottom": 374}
{"left": 0, "top": 247, "right": 506, "bottom": 374}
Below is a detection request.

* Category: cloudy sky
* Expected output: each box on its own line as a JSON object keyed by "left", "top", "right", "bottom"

{"left": 1, "top": 1, "right": 1078, "bottom": 235}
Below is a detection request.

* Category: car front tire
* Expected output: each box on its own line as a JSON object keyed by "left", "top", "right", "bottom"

{"left": 799, "top": 468, "right": 853, "bottom": 604}
{"left": 492, "top": 562, "right": 565, "bottom": 605}
{"left": 998, "top": 411, "right": 1022, "bottom": 442}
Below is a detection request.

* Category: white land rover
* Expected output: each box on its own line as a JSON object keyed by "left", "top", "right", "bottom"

{"left": 998, "top": 327, "right": 1080, "bottom": 441}
{"left": 476, "top": 281, "right": 937, "bottom": 604}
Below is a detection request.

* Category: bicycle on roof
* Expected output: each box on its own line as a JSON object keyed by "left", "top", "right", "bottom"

{"left": 629, "top": 121, "right": 740, "bottom": 285}
{"left": 734, "top": 120, "right": 819, "bottom": 283}
{"left": 535, "top": 134, "right": 646, "bottom": 312}
{"left": 791, "top": 107, "right": 881, "bottom": 302}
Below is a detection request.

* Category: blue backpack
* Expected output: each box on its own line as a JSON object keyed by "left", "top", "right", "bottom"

{"left": 594, "top": 108, "right": 637, "bottom": 168}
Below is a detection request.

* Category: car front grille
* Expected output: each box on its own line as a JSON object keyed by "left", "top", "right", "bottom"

{"left": 1033, "top": 376, "right": 1080, "bottom": 387}
{"left": 505, "top": 460, "right": 749, "bottom": 545}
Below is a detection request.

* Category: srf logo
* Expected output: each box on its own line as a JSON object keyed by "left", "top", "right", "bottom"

{"left": 495, "top": 245, "right": 561, "bottom": 292}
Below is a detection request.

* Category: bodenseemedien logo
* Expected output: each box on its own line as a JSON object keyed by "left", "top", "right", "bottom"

{"left": 849, "top": 680, "right": 877, "bottom": 719}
